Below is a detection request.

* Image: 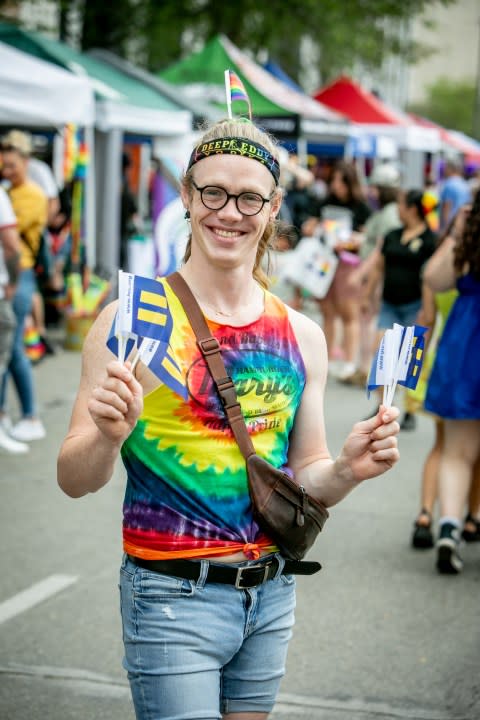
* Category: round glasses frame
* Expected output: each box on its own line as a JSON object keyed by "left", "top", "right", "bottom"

{"left": 191, "top": 180, "right": 274, "bottom": 216}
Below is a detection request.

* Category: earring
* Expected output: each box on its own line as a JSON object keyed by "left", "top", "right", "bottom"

{"left": 184, "top": 209, "right": 190, "bottom": 220}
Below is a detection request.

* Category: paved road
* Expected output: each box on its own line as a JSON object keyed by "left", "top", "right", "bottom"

{"left": 0, "top": 336, "right": 479, "bottom": 720}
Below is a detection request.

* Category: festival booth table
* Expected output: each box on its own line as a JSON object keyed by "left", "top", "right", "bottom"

{"left": 159, "top": 33, "right": 350, "bottom": 162}
{"left": 0, "top": 23, "right": 192, "bottom": 282}
{"left": 313, "top": 76, "right": 442, "bottom": 187}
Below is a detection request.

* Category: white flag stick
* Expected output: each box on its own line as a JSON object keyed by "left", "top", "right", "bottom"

{"left": 224, "top": 69, "right": 232, "bottom": 119}
{"left": 118, "top": 334, "right": 125, "bottom": 365}
{"left": 382, "top": 330, "right": 396, "bottom": 407}
{"left": 130, "top": 339, "right": 144, "bottom": 372}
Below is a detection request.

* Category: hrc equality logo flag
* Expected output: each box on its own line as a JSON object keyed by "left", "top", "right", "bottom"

{"left": 118, "top": 270, "right": 173, "bottom": 342}
{"left": 107, "top": 272, "right": 187, "bottom": 398}
{"left": 367, "top": 324, "right": 427, "bottom": 406}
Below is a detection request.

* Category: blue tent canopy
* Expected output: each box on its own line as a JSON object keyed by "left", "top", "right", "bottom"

{"left": 263, "top": 60, "right": 304, "bottom": 93}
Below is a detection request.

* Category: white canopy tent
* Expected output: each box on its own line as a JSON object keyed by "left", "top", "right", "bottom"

{"left": 0, "top": 41, "right": 94, "bottom": 127}
{"left": 0, "top": 41, "right": 97, "bottom": 263}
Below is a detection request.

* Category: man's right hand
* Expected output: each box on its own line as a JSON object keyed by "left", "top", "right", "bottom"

{"left": 87, "top": 360, "right": 143, "bottom": 445}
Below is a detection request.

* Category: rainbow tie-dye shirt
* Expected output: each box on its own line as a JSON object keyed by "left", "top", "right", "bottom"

{"left": 121, "top": 278, "right": 306, "bottom": 561}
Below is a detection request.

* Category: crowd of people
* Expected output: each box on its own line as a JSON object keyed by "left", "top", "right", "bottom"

{"left": 275, "top": 151, "right": 479, "bottom": 575}
{"left": 0, "top": 112, "right": 476, "bottom": 717}
{"left": 1, "top": 122, "right": 479, "bottom": 583}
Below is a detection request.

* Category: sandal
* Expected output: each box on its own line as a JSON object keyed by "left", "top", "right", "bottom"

{"left": 462, "top": 513, "right": 480, "bottom": 543}
{"left": 411, "top": 509, "right": 434, "bottom": 549}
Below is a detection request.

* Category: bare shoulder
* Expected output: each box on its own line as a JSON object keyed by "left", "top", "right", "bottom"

{"left": 285, "top": 305, "right": 327, "bottom": 378}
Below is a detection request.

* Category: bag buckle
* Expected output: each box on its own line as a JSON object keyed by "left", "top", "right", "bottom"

{"left": 235, "top": 563, "right": 270, "bottom": 589}
{"left": 198, "top": 337, "right": 220, "bottom": 356}
{"left": 217, "top": 376, "right": 240, "bottom": 410}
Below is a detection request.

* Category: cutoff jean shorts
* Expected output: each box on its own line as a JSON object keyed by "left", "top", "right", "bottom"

{"left": 119, "top": 552, "right": 296, "bottom": 720}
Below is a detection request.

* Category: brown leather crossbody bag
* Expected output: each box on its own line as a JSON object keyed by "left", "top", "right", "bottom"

{"left": 168, "top": 272, "right": 329, "bottom": 562}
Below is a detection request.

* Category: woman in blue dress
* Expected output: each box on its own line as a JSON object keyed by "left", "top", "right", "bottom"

{"left": 424, "top": 192, "right": 480, "bottom": 574}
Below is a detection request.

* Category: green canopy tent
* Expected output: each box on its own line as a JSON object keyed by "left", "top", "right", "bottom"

{"left": 0, "top": 22, "right": 192, "bottom": 277}
{"left": 159, "top": 34, "right": 349, "bottom": 154}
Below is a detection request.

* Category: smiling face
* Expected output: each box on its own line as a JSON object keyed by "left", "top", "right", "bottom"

{"left": 182, "top": 153, "right": 281, "bottom": 272}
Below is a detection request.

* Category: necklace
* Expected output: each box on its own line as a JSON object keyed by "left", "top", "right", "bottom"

{"left": 190, "top": 283, "right": 260, "bottom": 318}
{"left": 401, "top": 223, "right": 426, "bottom": 243}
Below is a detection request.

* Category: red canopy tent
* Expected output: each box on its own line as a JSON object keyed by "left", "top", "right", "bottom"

{"left": 312, "top": 76, "right": 443, "bottom": 188}
{"left": 313, "top": 75, "right": 411, "bottom": 125}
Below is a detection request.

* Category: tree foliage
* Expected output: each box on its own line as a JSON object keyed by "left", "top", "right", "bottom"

{"left": 82, "top": 0, "right": 455, "bottom": 85}
{"left": 1, "top": 0, "right": 457, "bottom": 87}
{"left": 408, "top": 77, "right": 479, "bottom": 140}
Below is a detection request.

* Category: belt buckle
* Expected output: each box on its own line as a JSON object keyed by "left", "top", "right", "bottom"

{"left": 234, "top": 563, "right": 270, "bottom": 589}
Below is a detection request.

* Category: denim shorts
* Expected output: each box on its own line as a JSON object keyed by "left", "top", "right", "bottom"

{"left": 119, "top": 553, "right": 296, "bottom": 720}
{"left": 378, "top": 298, "right": 421, "bottom": 329}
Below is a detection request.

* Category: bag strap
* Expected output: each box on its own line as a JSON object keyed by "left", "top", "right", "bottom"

{"left": 167, "top": 272, "right": 256, "bottom": 459}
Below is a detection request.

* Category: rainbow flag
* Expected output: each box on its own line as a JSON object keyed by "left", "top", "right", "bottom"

{"left": 225, "top": 69, "right": 252, "bottom": 120}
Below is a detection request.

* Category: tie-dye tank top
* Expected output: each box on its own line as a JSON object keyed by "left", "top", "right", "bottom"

{"left": 121, "top": 277, "right": 306, "bottom": 561}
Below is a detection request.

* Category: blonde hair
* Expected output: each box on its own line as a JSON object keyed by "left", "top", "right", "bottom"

{"left": 1, "top": 129, "right": 32, "bottom": 157}
{"left": 182, "top": 119, "right": 282, "bottom": 289}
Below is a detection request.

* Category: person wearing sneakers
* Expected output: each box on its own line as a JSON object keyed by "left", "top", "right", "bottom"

{"left": 423, "top": 196, "right": 480, "bottom": 574}
{"left": 58, "top": 117, "right": 400, "bottom": 720}
{"left": 0, "top": 185, "right": 29, "bottom": 453}
{"left": 0, "top": 130, "right": 47, "bottom": 442}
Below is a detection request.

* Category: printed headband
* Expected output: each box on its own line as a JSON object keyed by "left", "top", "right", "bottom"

{"left": 187, "top": 137, "right": 281, "bottom": 185}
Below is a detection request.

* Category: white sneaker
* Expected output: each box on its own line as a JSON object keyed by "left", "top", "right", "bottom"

{"left": 0, "top": 415, "right": 13, "bottom": 434}
{"left": 0, "top": 425, "right": 29, "bottom": 454}
{"left": 10, "top": 418, "right": 46, "bottom": 442}
{"left": 328, "top": 360, "right": 342, "bottom": 378}
{"left": 336, "top": 361, "right": 357, "bottom": 381}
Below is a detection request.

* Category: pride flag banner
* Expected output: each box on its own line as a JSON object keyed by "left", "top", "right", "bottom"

{"left": 224, "top": 69, "right": 252, "bottom": 120}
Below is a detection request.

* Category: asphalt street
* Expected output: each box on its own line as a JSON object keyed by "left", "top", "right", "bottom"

{"left": 0, "top": 332, "right": 479, "bottom": 720}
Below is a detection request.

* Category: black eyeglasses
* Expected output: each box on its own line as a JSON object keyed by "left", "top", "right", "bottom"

{"left": 191, "top": 180, "right": 273, "bottom": 216}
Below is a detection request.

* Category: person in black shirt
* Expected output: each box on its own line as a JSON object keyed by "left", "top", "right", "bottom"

{"left": 366, "top": 189, "right": 437, "bottom": 427}
{"left": 379, "top": 189, "right": 437, "bottom": 315}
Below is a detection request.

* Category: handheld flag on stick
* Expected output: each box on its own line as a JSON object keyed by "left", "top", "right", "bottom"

{"left": 224, "top": 69, "right": 252, "bottom": 120}
{"left": 107, "top": 273, "right": 187, "bottom": 399}
{"left": 367, "top": 324, "right": 427, "bottom": 407}
{"left": 116, "top": 270, "right": 173, "bottom": 363}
